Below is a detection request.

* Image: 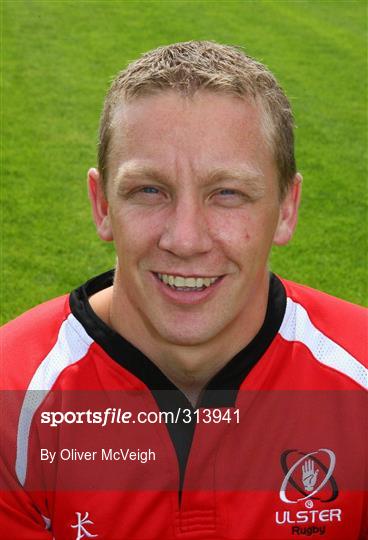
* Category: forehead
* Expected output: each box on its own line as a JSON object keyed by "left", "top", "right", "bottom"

{"left": 107, "top": 90, "right": 275, "bottom": 184}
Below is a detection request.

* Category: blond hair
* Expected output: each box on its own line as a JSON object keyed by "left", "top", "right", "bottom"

{"left": 98, "top": 41, "right": 296, "bottom": 198}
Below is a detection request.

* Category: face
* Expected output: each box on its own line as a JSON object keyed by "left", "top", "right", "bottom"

{"left": 89, "top": 91, "right": 300, "bottom": 347}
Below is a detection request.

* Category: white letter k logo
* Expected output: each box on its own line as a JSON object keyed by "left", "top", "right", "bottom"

{"left": 71, "top": 511, "right": 98, "bottom": 539}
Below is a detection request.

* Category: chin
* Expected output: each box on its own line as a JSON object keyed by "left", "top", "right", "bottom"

{"left": 154, "top": 324, "right": 218, "bottom": 347}
{"left": 166, "top": 336, "right": 207, "bottom": 347}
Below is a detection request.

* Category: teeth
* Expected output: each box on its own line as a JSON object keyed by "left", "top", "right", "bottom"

{"left": 157, "top": 273, "right": 219, "bottom": 289}
{"left": 175, "top": 276, "right": 185, "bottom": 287}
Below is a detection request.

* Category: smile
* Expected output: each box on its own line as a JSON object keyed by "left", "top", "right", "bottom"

{"left": 156, "top": 273, "right": 220, "bottom": 291}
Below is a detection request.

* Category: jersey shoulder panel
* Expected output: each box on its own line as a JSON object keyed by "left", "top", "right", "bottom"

{"left": 1, "top": 295, "right": 72, "bottom": 389}
{"left": 280, "top": 279, "right": 367, "bottom": 358}
{"left": 279, "top": 278, "right": 368, "bottom": 388}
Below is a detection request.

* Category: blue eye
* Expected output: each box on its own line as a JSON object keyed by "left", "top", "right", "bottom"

{"left": 141, "top": 186, "right": 159, "bottom": 194}
{"left": 212, "top": 188, "right": 248, "bottom": 207}
{"left": 219, "top": 189, "right": 236, "bottom": 196}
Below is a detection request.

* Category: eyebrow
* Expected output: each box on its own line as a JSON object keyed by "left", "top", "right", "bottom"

{"left": 207, "top": 166, "right": 265, "bottom": 190}
{"left": 113, "top": 162, "right": 169, "bottom": 189}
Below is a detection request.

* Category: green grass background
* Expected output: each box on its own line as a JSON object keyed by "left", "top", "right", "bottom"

{"left": 1, "top": 0, "right": 367, "bottom": 324}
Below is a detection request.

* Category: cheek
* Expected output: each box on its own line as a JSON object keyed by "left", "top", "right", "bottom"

{"left": 209, "top": 207, "right": 279, "bottom": 261}
{"left": 209, "top": 210, "right": 251, "bottom": 246}
{"left": 110, "top": 207, "right": 166, "bottom": 254}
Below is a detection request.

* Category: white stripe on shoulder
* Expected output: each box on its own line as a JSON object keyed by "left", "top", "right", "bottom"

{"left": 16, "top": 314, "right": 94, "bottom": 486}
{"left": 279, "top": 297, "right": 368, "bottom": 390}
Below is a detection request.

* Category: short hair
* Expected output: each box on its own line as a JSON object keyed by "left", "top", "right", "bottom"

{"left": 98, "top": 40, "right": 296, "bottom": 198}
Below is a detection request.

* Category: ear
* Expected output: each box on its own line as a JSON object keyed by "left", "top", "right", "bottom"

{"left": 88, "top": 167, "right": 113, "bottom": 241}
{"left": 273, "top": 173, "right": 302, "bottom": 246}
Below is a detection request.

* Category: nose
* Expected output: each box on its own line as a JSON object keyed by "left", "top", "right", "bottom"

{"left": 158, "top": 198, "right": 213, "bottom": 258}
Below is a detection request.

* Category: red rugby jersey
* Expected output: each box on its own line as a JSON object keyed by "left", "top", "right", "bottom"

{"left": 1, "top": 271, "right": 367, "bottom": 539}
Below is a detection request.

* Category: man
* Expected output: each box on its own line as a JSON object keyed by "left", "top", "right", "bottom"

{"left": 1, "top": 41, "right": 367, "bottom": 539}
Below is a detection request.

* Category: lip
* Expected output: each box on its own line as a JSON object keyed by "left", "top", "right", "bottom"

{"left": 150, "top": 272, "right": 225, "bottom": 305}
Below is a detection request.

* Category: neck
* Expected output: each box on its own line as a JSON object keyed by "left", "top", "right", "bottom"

{"left": 90, "top": 272, "right": 270, "bottom": 405}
